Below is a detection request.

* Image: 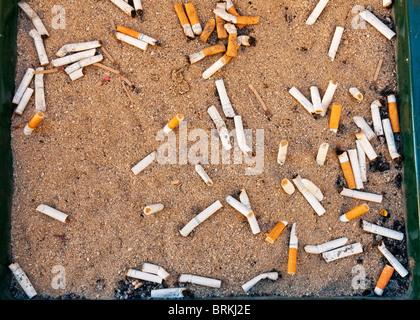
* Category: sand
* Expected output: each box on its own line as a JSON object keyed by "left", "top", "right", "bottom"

{"left": 9, "top": 0, "right": 409, "bottom": 300}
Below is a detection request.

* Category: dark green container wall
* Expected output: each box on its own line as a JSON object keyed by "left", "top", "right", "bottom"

{"left": 394, "top": 0, "right": 420, "bottom": 299}
{"left": 0, "top": 0, "right": 17, "bottom": 300}
{"left": 0, "top": 1, "right": 418, "bottom": 299}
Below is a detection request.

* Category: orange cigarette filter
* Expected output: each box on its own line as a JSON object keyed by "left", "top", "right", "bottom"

{"left": 167, "top": 114, "right": 184, "bottom": 130}
{"left": 117, "top": 25, "right": 140, "bottom": 39}
{"left": 226, "top": 5, "right": 245, "bottom": 29}
{"left": 28, "top": 112, "right": 45, "bottom": 129}
{"left": 202, "top": 43, "right": 226, "bottom": 57}
{"left": 287, "top": 248, "right": 297, "bottom": 275}
{"left": 174, "top": 3, "right": 190, "bottom": 26}
{"left": 338, "top": 152, "right": 356, "bottom": 189}
{"left": 200, "top": 18, "right": 215, "bottom": 43}
{"left": 226, "top": 33, "right": 238, "bottom": 57}
{"left": 215, "top": 15, "right": 228, "bottom": 39}
{"left": 343, "top": 203, "right": 369, "bottom": 221}
{"left": 235, "top": 15, "right": 259, "bottom": 26}
{"left": 184, "top": 3, "right": 200, "bottom": 27}
{"left": 329, "top": 103, "right": 342, "bottom": 133}
{"left": 374, "top": 265, "right": 394, "bottom": 295}
{"left": 265, "top": 221, "right": 287, "bottom": 244}
{"left": 387, "top": 95, "right": 400, "bottom": 133}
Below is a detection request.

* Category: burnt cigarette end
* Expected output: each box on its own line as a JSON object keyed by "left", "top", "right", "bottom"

{"left": 335, "top": 147, "right": 345, "bottom": 155}
{"left": 248, "top": 36, "right": 257, "bottom": 46}
{"left": 130, "top": 10, "right": 136, "bottom": 18}
{"left": 137, "top": 10, "right": 143, "bottom": 20}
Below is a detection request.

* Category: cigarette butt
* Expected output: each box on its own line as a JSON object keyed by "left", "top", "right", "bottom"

{"left": 320, "top": 80, "right": 338, "bottom": 116}
{"left": 200, "top": 18, "right": 216, "bottom": 43}
{"left": 380, "top": 209, "right": 388, "bottom": 217}
{"left": 382, "top": 118, "right": 401, "bottom": 160}
{"left": 133, "top": 0, "right": 143, "bottom": 18}
{"left": 374, "top": 265, "right": 394, "bottom": 296}
{"left": 301, "top": 179, "right": 323, "bottom": 201}
{"left": 14, "top": 87, "right": 34, "bottom": 116}
{"left": 202, "top": 54, "right": 232, "bottom": 79}
{"left": 265, "top": 221, "right": 288, "bottom": 243}
{"left": 242, "top": 272, "right": 278, "bottom": 292}
{"left": 184, "top": 3, "right": 202, "bottom": 35}
{"left": 215, "top": 4, "right": 228, "bottom": 40}
{"left": 18, "top": 2, "right": 50, "bottom": 38}
{"left": 36, "top": 204, "right": 69, "bottom": 223}
{"left": 328, "top": 26, "right": 344, "bottom": 61}
{"left": 287, "top": 223, "right": 298, "bottom": 275}
{"left": 349, "top": 87, "right": 364, "bottom": 101}
{"left": 201, "top": 43, "right": 226, "bottom": 57}
{"left": 69, "top": 68, "right": 85, "bottom": 81}
{"left": 24, "top": 111, "right": 45, "bottom": 135}
{"left": 55, "top": 40, "right": 102, "bottom": 57}
{"left": 64, "top": 55, "right": 104, "bottom": 75}
{"left": 377, "top": 242, "right": 408, "bottom": 277}
{"left": 226, "top": 195, "right": 253, "bottom": 218}
{"left": 355, "top": 131, "right": 378, "bottom": 160}
{"left": 316, "top": 142, "right": 329, "bottom": 165}
{"left": 348, "top": 149, "right": 363, "bottom": 189}
{"left": 387, "top": 95, "right": 400, "bottom": 133}
{"left": 237, "top": 35, "right": 256, "bottom": 47}
{"left": 371, "top": 100, "right": 384, "bottom": 136}
{"left": 115, "top": 32, "right": 148, "bottom": 51}
{"left": 142, "top": 263, "right": 170, "bottom": 280}
{"left": 126, "top": 269, "right": 162, "bottom": 283}
{"left": 163, "top": 114, "right": 184, "bottom": 134}
{"left": 277, "top": 140, "right": 288, "bottom": 165}
{"left": 359, "top": 9, "right": 395, "bottom": 40}
{"left": 304, "top": 237, "right": 348, "bottom": 254}
{"left": 179, "top": 200, "right": 223, "bottom": 236}
{"left": 339, "top": 203, "right": 369, "bottom": 222}
{"left": 207, "top": 105, "right": 232, "bottom": 151}
{"left": 116, "top": 25, "right": 158, "bottom": 46}
{"left": 281, "top": 178, "right": 295, "bottom": 195}
{"left": 353, "top": 116, "right": 376, "bottom": 140}
{"left": 174, "top": 2, "right": 195, "bottom": 39}
{"left": 234, "top": 15, "right": 259, "bottom": 26}
{"left": 215, "top": 79, "right": 235, "bottom": 118}
{"left": 340, "top": 188, "right": 383, "bottom": 203}
{"left": 179, "top": 274, "right": 221, "bottom": 288}
{"left": 110, "top": 0, "right": 136, "bottom": 17}
{"left": 306, "top": 0, "right": 330, "bottom": 25}
{"left": 143, "top": 203, "right": 164, "bottom": 215}
{"left": 292, "top": 175, "right": 326, "bottom": 216}
{"left": 329, "top": 103, "right": 342, "bottom": 133}
{"left": 338, "top": 151, "right": 356, "bottom": 189}
{"left": 226, "top": 0, "right": 246, "bottom": 28}
{"left": 289, "top": 87, "right": 314, "bottom": 114}
{"left": 311, "top": 86, "right": 323, "bottom": 114}
{"left": 29, "top": 29, "right": 49, "bottom": 66}
{"left": 131, "top": 151, "right": 156, "bottom": 175}
{"left": 362, "top": 220, "right": 404, "bottom": 241}
{"left": 195, "top": 164, "right": 213, "bottom": 186}
{"left": 8, "top": 263, "right": 37, "bottom": 299}
{"left": 225, "top": 26, "right": 238, "bottom": 57}
{"left": 12, "top": 68, "right": 35, "bottom": 105}
{"left": 322, "top": 242, "right": 363, "bottom": 262}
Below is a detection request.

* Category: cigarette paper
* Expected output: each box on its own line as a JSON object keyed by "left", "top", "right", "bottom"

{"left": 117, "top": 26, "right": 157, "bottom": 46}
{"left": 387, "top": 94, "right": 400, "bottom": 133}
{"left": 174, "top": 2, "right": 195, "bottom": 39}
{"left": 52, "top": 48, "right": 97, "bottom": 67}
{"left": 310, "top": 86, "right": 323, "bottom": 114}
{"left": 382, "top": 118, "right": 401, "bottom": 160}
{"left": 348, "top": 149, "right": 364, "bottom": 189}
{"left": 64, "top": 55, "right": 104, "bottom": 75}
{"left": 239, "top": 189, "right": 260, "bottom": 234}
{"left": 353, "top": 116, "right": 376, "bottom": 140}
{"left": 23, "top": 112, "right": 45, "bottom": 135}
{"left": 237, "top": 35, "right": 255, "bottom": 47}
{"left": 292, "top": 175, "right": 326, "bottom": 216}
{"left": 8, "top": 263, "right": 37, "bottom": 299}
{"left": 339, "top": 203, "right": 369, "bottom": 222}
{"left": 320, "top": 80, "right": 338, "bottom": 116}
{"left": 304, "top": 237, "right": 348, "bottom": 254}
{"left": 28, "top": 29, "right": 49, "bottom": 66}
{"left": 188, "top": 44, "right": 226, "bottom": 64}
{"left": 277, "top": 140, "right": 288, "bottom": 165}
{"left": 142, "top": 263, "right": 170, "bottom": 280}
{"left": 242, "top": 272, "right": 278, "bottom": 292}
{"left": 301, "top": 178, "right": 323, "bottom": 201}
{"left": 185, "top": 3, "right": 202, "bottom": 35}
{"left": 34, "top": 67, "right": 46, "bottom": 112}
{"left": 202, "top": 54, "right": 232, "bottom": 79}
{"left": 316, "top": 142, "right": 329, "bottom": 165}
{"left": 178, "top": 274, "right": 221, "bottom": 288}
{"left": 133, "top": 0, "right": 143, "bottom": 17}
{"left": 362, "top": 220, "right": 404, "bottom": 241}
{"left": 371, "top": 100, "right": 384, "bottom": 136}
{"left": 359, "top": 10, "right": 396, "bottom": 40}
{"left": 356, "top": 140, "right": 367, "bottom": 182}
{"left": 56, "top": 40, "right": 102, "bottom": 57}
{"left": 265, "top": 221, "right": 288, "bottom": 243}
{"left": 281, "top": 179, "right": 295, "bottom": 195}
{"left": 224, "top": 23, "right": 238, "bottom": 57}
{"left": 200, "top": 18, "right": 216, "bottom": 43}
{"left": 126, "top": 269, "right": 163, "bottom": 283}
{"left": 143, "top": 204, "right": 164, "bottom": 215}
{"left": 340, "top": 188, "right": 383, "bottom": 203}
{"left": 329, "top": 103, "right": 342, "bottom": 133}
{"left": 383, "top": 0, "right": 392, "bottom": 7}
{"left": 288, "top": 87, "right": 314, "bottom": 114}
{"left": 131, "top": 151, "right": 156, "bottom": 175}
{"left": 115, "top": 32, "right": 148, "bottom": 51}
{"left": 18, "top": 2, "right": 49, "bottom": 38}
{"left": 377, "top": 242, "right": 408, "bottom": 277}
{"left": 328, "top": 26, "right": 344, "bottom": 61}
{"left": 36, "top": 204, "right": 69, "bottom": 223}
{"left": 179, "top": 200, "right": 223, "bottom": 236}
{"left": 355, "top": 131, "right": 378, "bottom": 160}
{"left": 306, "top": 0, "right": 330, "bottom": 25}
{"left": 207, "top": 105, "right": 232, "bottom": 151}
{"left": 150, "top": 288, "right": 186, "bottom": 299}
{"left": 215, "top": 79, "right": 235, "bottom": 118}
{"left": 374, "top": 265, "right": 394, "bottom": 296}
{"left": 12, "top": 68, "right": 35, "bottom": 105}
{"left": 226, "top": 0, "right": 245, "bottom": 28}
{"left": 14, "top": 87, "right": 34, "bottom": 116}
{"left": 226, "top": 195, "right": 253, "bottom": 218}
{"left": 338, "top": 151, "right": 356, "bottom": 190}
{"left": 322, "top": 242, "right": 363, "bottom": 262}
{"left": 110, "top": 0, "right": 136, "bottom": 17}
{"left": 349, "top": 87, "right": 364, "bottom": 101}
{"left": 195, "top": 164, "right": 213, "bottom": 186}
{"left": 288, "top": 223, "right": 298, "bottom": 275}
{"left": 163, "top": 114, "right": 184, "bottom": 134}
{"left": 234, "top": 115, "right": 253, "bottom": 156}
{"left": 213, "top": 7, "right": 236, "bottom": 23}
{"left": 68, "top": 68, "right": 85, "bottom": 81}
